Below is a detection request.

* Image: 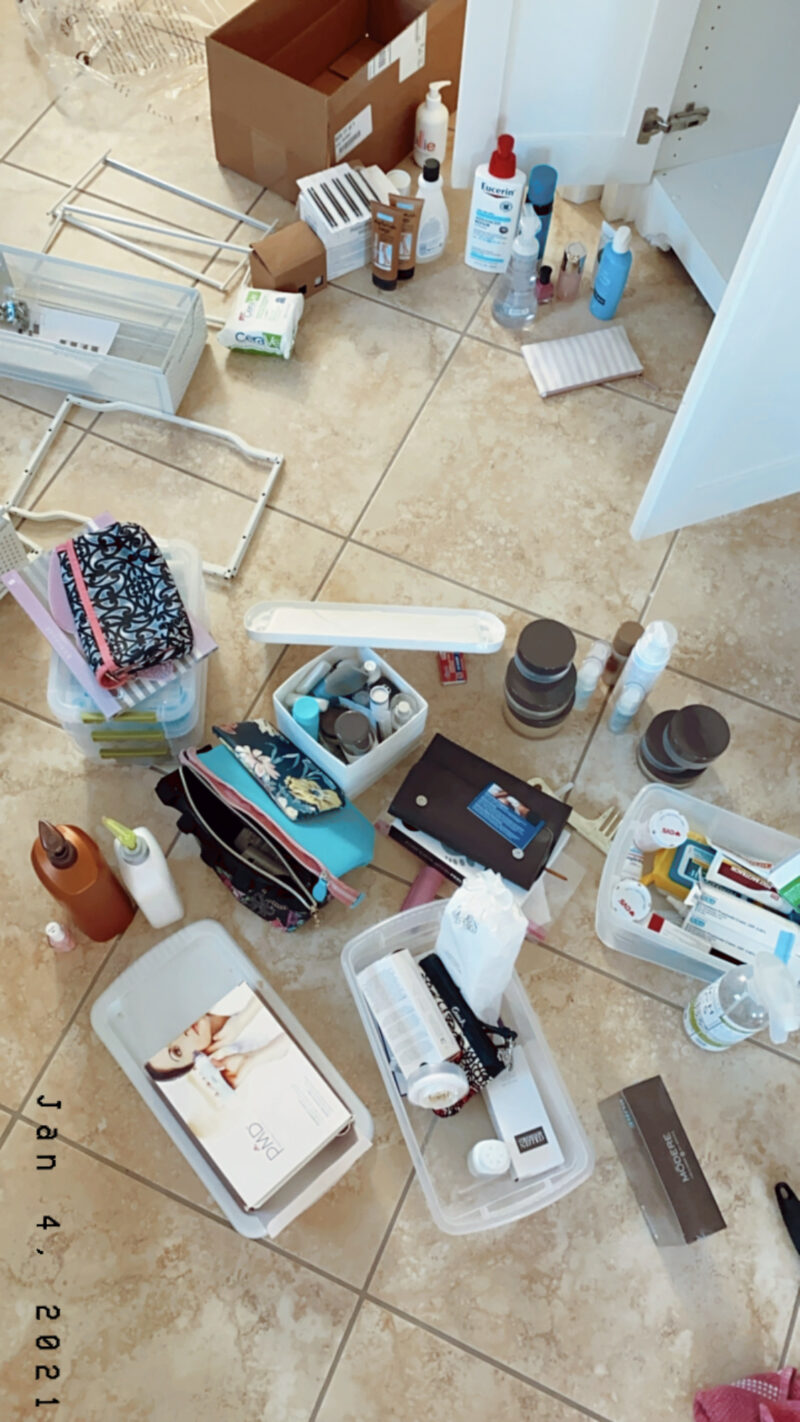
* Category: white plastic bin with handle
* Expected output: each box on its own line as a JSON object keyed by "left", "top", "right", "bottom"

{"left": 342, "top": 900, "right": 594, "bottom": 1235}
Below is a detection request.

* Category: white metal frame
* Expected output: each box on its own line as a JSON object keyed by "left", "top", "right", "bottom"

{"left": 43, "top": 152, "right": 275, "bottom": 293}
{"left": 1, "top": 395, "right": 284, "bottom": 581}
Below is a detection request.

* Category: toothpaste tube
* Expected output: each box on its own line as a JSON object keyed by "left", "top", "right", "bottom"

{"left": 683, "top": 882, "right": 799, "bottom": 965}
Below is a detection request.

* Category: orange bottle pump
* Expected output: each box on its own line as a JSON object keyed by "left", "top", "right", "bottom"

{"left": 31, "top": 821, "right": 136, "bottom": 942}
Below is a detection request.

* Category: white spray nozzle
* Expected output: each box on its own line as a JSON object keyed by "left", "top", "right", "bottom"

{"left": 426, "top": 80, "right": 451, "bottom": 102}
{"left": 752, "top": 951, "right": 800, "bottom": 1044}
{"left": 513, "top": 203, "right": 542, "bottom": 256}
{"left": 612, "top": 225, "right": 632, "bottom": 254}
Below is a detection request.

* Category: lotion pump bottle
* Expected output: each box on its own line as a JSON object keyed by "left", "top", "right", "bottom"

{"left": 31, "top": 820, "right": 135, "bottom": 942}
{"left": 465, "top": 134, "right": 526, "bottom": 273}
{"left": 414, "top": 80, "right": 451, "bottom": 165}
{"left": 103, "top": 818, "right": 184, "bottom": 929}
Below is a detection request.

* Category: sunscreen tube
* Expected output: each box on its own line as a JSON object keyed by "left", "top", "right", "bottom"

{"left": 370, "top": 202, "right": 400, "bottom": 291}
{"left": 388, "top": 193, "right": 424, "bottom": 281}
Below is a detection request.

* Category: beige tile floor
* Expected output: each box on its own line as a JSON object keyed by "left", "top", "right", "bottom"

{"left": 2, "top": 24, "right": 800, "bottom": 1422}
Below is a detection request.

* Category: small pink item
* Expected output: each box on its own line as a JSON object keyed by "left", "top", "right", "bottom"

{"left": 694, "top": 1367, "right": 800, "bottom": 1422}
{"left": 46, "top": 921, "right": 77, "bottom": 953}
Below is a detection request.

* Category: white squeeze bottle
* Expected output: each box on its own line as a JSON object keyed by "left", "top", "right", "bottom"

{"left": 465, "top": 133, "right": 526, "bottom": 273}
{"left": 416, "top": 158, "right": 449, "bottom": 263}
{"left": 491, "top": 204, "right": 541, "bottom": 329}
{"left": 414, "top": 80, "right": 451, "bottom": 166}
{"left": 103, "top": 818, "right": 184, "bottom": 929}
{"left": 684, "top": 939, "right": 800, "bottom": 1051}
{"left": 616, "top": 620, "right": 677, "bottom": 699}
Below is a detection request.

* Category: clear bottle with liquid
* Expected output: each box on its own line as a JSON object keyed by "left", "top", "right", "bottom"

{"left": 491, "top": 204, "right": 541, "bottom": 330}
{"left": 684, "top": 945, "right": 800, "bottom": 1052}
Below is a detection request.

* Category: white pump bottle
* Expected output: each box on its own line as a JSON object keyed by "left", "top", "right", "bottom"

{"left": 103, "top": 818, "right": 184, "bottom": 929}
{"left": 491, "top": 204, "right": 541, "bottom": 329}
{"left": 414, "top": 80, "right": 451, "bottom": 166}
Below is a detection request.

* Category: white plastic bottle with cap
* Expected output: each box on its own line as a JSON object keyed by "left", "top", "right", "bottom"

{"left": 573, "top": 639, "right": 612, "bottom": 710}
{"left": 491, "top": 204, "right": 541, "bottom": 329}
{"left": 590, "top": 224, "right": 633, "bottom": 320}
{"left": 103, "top": 818, "right": 184, "bottom": 929}
{"left": 616, "top": 621, "right": 677, "bottom": 700}
{"left": 684, "top": 940, "right": 800, "bottom": 1051}
{"left": 414, "top": 80, "right": 451, "bottom": 165}
{"left": 465, "top": 134, "right": 527, "bottom": 273}
{"left": 608, "top": 682, "right": 646, "bottom": 734}
{"left": 416, "top": 158, "right": 449, "bottom": 262}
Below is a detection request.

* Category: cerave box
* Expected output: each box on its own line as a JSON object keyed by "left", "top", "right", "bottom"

{"left": 207, "top": 0, "right": 466, "bottom": 200}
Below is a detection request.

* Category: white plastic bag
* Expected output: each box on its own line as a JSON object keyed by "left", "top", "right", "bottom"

{"left": 434, "top": 870, "right": 528, "bottom": 1023}
{"left": 18, "top": 0, "right": 226, "bottom": 124}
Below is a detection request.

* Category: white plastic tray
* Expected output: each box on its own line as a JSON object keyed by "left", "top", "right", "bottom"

{"left": 342, "top": 901, "right": 594, "bottom": 1235}
{"left": 91, "top": 920, "right": 372, "bottom": 1238}
{"left": 245, "top": 600, "right": 507, "bottom": 652}
{"left": 596, "top": 785, "right": 800, "bottom": 981}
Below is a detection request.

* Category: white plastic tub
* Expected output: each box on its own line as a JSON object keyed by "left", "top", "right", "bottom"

{"left": 342, "top": 901, "right": 594, "bottom": 1235}
{"left": 273, "top": 645, "right": 428, "bottom": 799}
{"left": 596, "top": 784, "right": 800, "bottom": 981}
{"left": 0, "top": 245, "right": 205, "bottom": 413}
{"left": 91, "top": 919, "right": 373, "bottom": 1239}
{"left": 47, "top": 537, "right": 207, "bottom": 764}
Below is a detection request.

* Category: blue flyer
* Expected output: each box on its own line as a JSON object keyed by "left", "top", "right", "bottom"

{"left": 467, "top": 783, "right": 544, "bottom": 851}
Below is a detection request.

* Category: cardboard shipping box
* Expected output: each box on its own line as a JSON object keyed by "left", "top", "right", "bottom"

{"left": 207, "top": 0, "right": 466, "bottom": 200}
{"left": 250, "top": 221, "right": 328, "bottom": 295}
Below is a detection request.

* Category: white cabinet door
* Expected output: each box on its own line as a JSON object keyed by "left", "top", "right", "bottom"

{"left": 451, "top": 0, "right": 701, "bottom": 189}
{"left": 631, "top": 105, "right": 800, "bottom": 538}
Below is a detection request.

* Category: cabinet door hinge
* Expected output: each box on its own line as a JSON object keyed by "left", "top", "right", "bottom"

{"left": 637, "top": 102, "right": 710, "bottom": 144}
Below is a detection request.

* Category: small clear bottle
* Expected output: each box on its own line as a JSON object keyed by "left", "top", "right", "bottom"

{"left": 573, "top": 639, "right": 611, "bottom": 710}
{"left": 556, "top": 241, "right": 586, "bottom": 302}
{"left": 684, "top": 945, "right": 800, "bottom": 1052}
{"left": 491, "top": 204, "right": 541, "bottom": 330}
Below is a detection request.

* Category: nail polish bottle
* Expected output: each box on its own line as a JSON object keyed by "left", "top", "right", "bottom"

{"left": 556, "top": 242, "right": 586, "bottom": 302}
{"left": 536, "top": 264, "right": 554, "bottom": 303}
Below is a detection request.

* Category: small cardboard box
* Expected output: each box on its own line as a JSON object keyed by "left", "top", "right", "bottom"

{"left": 207, "top": 0, "right": 466, "bottom": 200}
{"left": 600, "top": 1075, "right": 726, "bottom": 1246}
{"left": 250, "top": 222, "right": 328, "bottom": 295}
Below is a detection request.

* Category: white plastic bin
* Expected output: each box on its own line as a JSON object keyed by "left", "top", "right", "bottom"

{"left": 47, "top": 537, "right": 208, "bottom": 764}
{"left": 596, "top": 784, "right": 800, "bottom": 981}
{"left": 0, "top": 245, "right": 206, "bottom": 413}
{"left": 273, "top": 645, "right": 428, "bottom": 798}
{"left": 342, "top": 901, "right": 594, "bottom": 1235}
{"left": 91, "top": 919, "right": 373, "bottom": 1238}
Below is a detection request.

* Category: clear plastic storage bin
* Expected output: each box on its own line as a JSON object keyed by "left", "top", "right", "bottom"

{"left": 0, "top": 245, "right": 206, "bottom": 413}
{"left": 273, "top": 644, "right": 428, "bottom": 799}
{"left": 342, "top": 901, "right": 594, "bottom": 1235}
{"left": 596, "top": 784, "right": 800, "bottom": 981}
{"left": 47, "top": 538, "right": 208, "bottom": 764}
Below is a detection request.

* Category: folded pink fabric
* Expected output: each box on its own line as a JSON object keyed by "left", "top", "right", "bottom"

{"left": 695, "top": 1368, "right": 800, "bottom": 1422}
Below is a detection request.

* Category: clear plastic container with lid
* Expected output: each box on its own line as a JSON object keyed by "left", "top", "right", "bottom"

{"left": 47, "top": 538, "right": 207, "bottom": 765}
{"left": 342, "top": 900, "right": 594, "bottom": 1235}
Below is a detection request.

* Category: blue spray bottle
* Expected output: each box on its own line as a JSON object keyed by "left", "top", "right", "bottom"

{"left": 590, "top": 224, "right": 632, "bottom": 320}
{"left": 527, "top": 164, "right": 557, "bottom": 264}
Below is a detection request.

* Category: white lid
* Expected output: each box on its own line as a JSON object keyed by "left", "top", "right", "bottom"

{"left": 634, "top": 620, "right": 677, "bottom": 668}
{"left": 612, "top": 225, "right": 632, "bottom": 254}
{"left": 752, "top": 951, "right": 800, "bottom": 1044}
{"left": 468, "top": 1139, "right": 511, "bottom": 1176}
{"left": 610, "top": 878, "right": 652, "bottom": 922}
{"left": 406, "top": 1062, "right": 470, "bottom": 1110}
{"left": 245, "top": 601, "right": 507, "bottom": 652}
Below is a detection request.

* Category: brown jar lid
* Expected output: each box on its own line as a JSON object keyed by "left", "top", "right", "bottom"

{"left": 612, "top": 620, "right": 644, "bottom": 657}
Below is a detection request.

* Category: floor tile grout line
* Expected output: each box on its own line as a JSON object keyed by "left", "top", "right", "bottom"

{"left": 67, "top": 425, "right": 259, "bottom": 508}
{"left": 780, "top": 1285, "right": 800, "bottom": 1367}
{"left": 637, "top": 530, "right": 680, "bottom": 623}
{"left": 344, "top": 332, "right": 465, "bottom": 541}
{"left": 1, "top": 101, "right": 57, "bottom": 166}
{"left": 308, "top": 1165, "right": 418, "bottom": 1422}
{"left": 0, "top": 697, "right": 59, "bottom": 729}
{"left": 327, "top": 280, "right": 461, "bottom": 336}
{"left": 361, "top": 1295, "right": 617, "bottom": 1422}
{"left": 13, "top": 1110, "right": 363, "bottom": 1297}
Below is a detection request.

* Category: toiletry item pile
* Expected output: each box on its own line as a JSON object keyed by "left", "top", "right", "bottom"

{"left": 287, "top": 651, "right": 422, "bottom": 764}
{"left": 297, "top": 162, "right": 396, "bottom": 278}
{"left": 608, "top": 801, "right": 800, "bottom": 1047}
{"left": 357, "top": 873, "right": 563, "bottom": 1183}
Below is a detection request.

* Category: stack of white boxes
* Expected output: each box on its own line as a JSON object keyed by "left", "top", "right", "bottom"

{"left": 297, "top": 164, "right": 396, "bottom": 279}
